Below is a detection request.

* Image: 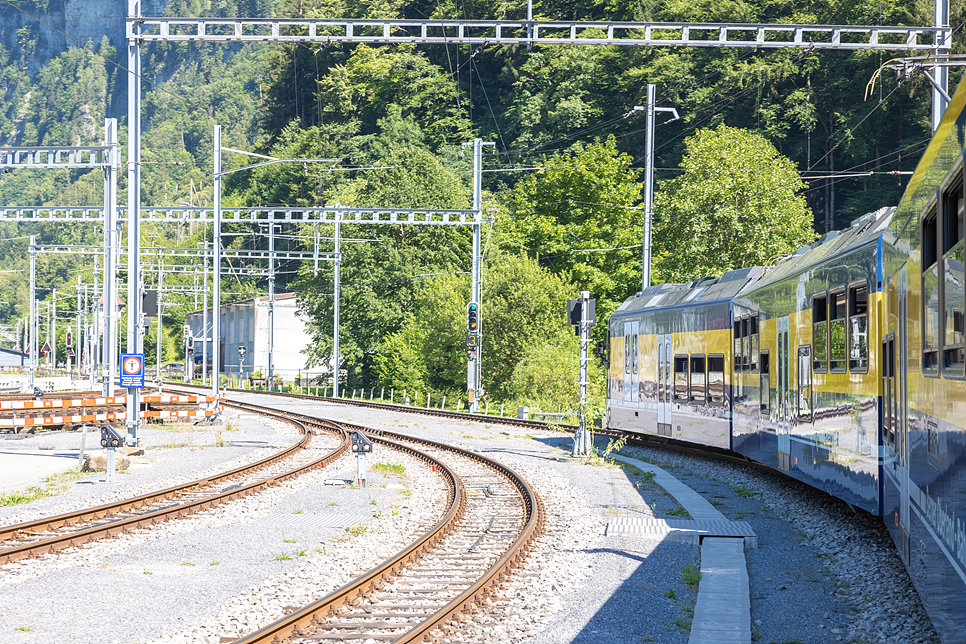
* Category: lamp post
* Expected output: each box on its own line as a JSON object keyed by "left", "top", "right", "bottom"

{"left": 237, "top": 345, "right": 246, "bottom": 384}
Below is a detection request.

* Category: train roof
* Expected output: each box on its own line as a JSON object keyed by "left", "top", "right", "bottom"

{"left": 613, "top": 266, "right": 765, "bottom": 316}
{"left": 744, "top": 206, "right": 895, "bottom": 289}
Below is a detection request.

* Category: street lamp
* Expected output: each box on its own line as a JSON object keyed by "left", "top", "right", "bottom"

{"left": 237, "top": 345, "right": 246, "bottom": 385}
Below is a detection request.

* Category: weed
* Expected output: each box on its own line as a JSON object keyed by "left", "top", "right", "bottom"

{"left": 664, "top": 507, "right": 690, "bottom": 518}
{"left": 522, "top": 433, "right": 535, "bottom": 440}
{"left": 616, "top": 461, "right": 644, "bottom": 476}
{"left": 774, "top": 640, "right": 805, "bottom": 644}
{"left": 681, "top": 564, "right": 702, "bottom": 585}
{"left": 328, "top": 502, "right": 337, "bottom": 506}
{"left": 295, "top": 548, "right": 307, "bottom": 557}
{"left": 664, "top": 589, "right": 676, "bottom": 599}
{"left": 735, "top": 511, "right": 747, "bottom": 520}
{"left": 834, "top": 580, "right": 851, "bottom": 590}
{"left": 224, "top": 422, "right": 239, "bottom": 432}
{"left": 143, "top": 570, "right": 153, "bottom": 575}
{"left": 732, "top": 484, "right": 758, "bottom": 498}
{"left": 15, "top": 626, "right": 32, "bottom": 632}
{"left": 709, "top": 499, "right": 724, "bottom": 508}
{"left": 751, "top": 623, "right": 763, "bottom": 641}
{"left": 793, "top": 529, "right": 808, "bottom": 545}
{"left": 371, "top": 462, "right": 406, "bottom": 476}
{"left": 274, "top": 553, "right": 293, "bottom": 561}
{"left": 292, "top": 508, "right": 304, "bottom": 514}
{"left": 638, "top": 470, "right": 656, "bottom": 485}
{"left": 672, "top": 615, "right": 691, "bottom": 631}
{"left": 370, "top": 497, "right": 377, "bottom": 506}
{"left": 641, "top": 637, "right": 655, "bottom": 642}
{"left": 210, "top": 561, "right": 219, "bottom": 566}
{"left": 283, "top": 538, "right": 297, "bottom": 544}
{"left": 0, "top": 486, "right": 53, "bottom": 506}
{"left": 180, "top": 562, "right": 195, "bottom": 566}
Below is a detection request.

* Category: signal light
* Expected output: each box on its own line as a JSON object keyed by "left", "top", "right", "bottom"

{"left": 467, "top": 302, "right": 479, "bottom": 334}
{"left": 65, "top": 330, "right": 73, "bottom": 347}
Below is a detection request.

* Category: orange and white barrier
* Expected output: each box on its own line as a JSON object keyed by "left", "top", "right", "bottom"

{"left": 0, "top": 412, "right": 124, "bottom": 428}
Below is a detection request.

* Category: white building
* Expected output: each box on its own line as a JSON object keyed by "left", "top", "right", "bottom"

{"left": 185, "top": 293, "right": 314, "bottom": 380}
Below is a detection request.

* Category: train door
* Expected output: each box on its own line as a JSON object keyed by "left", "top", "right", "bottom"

{"left": 657, "top": 333, "right": 672, "bottom": 435}
{"left": 623, "top": 321, "right": 639, "bottom": 407}
{"left": 887, "top": 266, "right": 911, "bottom": 562}
{"left": 776, "top": 316, "right": 791, "bottom": 471}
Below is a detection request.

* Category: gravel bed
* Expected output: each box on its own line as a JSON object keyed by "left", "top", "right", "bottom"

{"left": 235, "top": 395, "right": 940, "bottom": 644}
{"left": 0, "top": 410, "right": 303, "bottom": 526}
{"left": 0, "top": 440, "right": 444, "bottom": 644}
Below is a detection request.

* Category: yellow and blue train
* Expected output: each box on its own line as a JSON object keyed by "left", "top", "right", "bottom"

{"left": 607, "top": 78, "right": 966, "bottom": 642}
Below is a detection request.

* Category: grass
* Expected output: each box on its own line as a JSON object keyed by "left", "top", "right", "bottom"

{"left": 210, "top": 561, "right": 219, "bottom": 566}
{"left": 292, "top": 508, "right": 304, "bottom": 514}
{"left": 681, "top": 564, "right": 702, "bottom": 585}
{"left": 794, "top": 529, "right": 808, "bottom": 545}
{"left": 664, "top": 589, "right": 676, "bottom": 599}
{"left": 295, "top": 548, "right": 307, "bottom": 557}
{"left": 663, "top": 506, "right": 690, "bottom": 518}
{"left": 0, "top": 486, "right": 54, "bottom": 506}
{"left": 371, "top": 462, "right": 406, "bottom": 476}
{"left": 14, "top": 626, "right": 32, "bottom": 632}
{"left": 283, "top": 537, "right": 297, "bottom": 544}
{"left": 143, "top": 570, "right": 153, "bottom": 575}
{"left": 180, "top": 562, "right": 195, "bottom": 566}
{"left": 346, "top": 523, "right": 372, "bottom": 536}
{"left": 274, "top": 553, "right": 293, "bottom": 561}
{"left": 0, "top": 469, "right": 94, "bottom": 506}
{"left": 735, "top": 510, "right": 747, "bottom": 520}
{"left": 615, "top": 461, "right": 645, "bottom": 476}
{"left": 709, "top": 499, "right": 724, "bottom": 508}
{"left": 731, "top": 484, "right": 759, "bottom": 498}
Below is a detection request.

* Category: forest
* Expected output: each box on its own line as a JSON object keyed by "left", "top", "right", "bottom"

{"left": 0, "top": 0, "right": 962, "bottom": 413}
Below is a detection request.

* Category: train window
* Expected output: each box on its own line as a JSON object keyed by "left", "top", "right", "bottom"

{"left": 942, "top": 176, "right": 965, "bottom": 377}
{"left": 733, "top": 319, "right": 742, "bottom": 373}
{"left": 812, "top": 293, "right": 828, "bottom": 372}
{"left": 690, "top": 355, "right": 706, "bottom": 403}
{"left": 798, "top": 346, "right": 812, "bottom": 422}
{"left": 673, "top": 355, "right": 689, "bottom": 402}
{"left": 632, "top": 334, "right": 639, "bottom": 374}
{"left": 849, "top": 284, "right": 869, "bottom": 373}
{"left": 708, "top": 355, "right": 725, "bottom": 405}
{"left": 923, "top": 207, "right": 941, "bottom": 374}
{"left": 741, "top": 317, "right": 750, "bottom": 371}
{"left": 829, "top": 290, "right": 847, "bottom": 372}
{"left": 750, "top": 316, "right": 760, "bottom": 373}
{"left": 759, "top": 351, "right": 770, "bottom": 415}
{"left": 624, "top": 335, "right": 631, "bottom": 374}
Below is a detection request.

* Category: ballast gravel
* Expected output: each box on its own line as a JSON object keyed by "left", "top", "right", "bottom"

{"left": 0, "top": 393, "right": 944, "bottom": 644}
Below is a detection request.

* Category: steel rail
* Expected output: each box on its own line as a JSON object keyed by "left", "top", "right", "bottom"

{"left": 0, "top": 404, "right": 350, "bottom": 564}
{"left": 210, "top": 398, "right": 543, "bottom": 644}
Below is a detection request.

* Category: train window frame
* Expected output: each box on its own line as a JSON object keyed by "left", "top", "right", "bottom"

{"left": 940, "top": 168, "right": 965, "bottom": 379}
{"left": 798, "top": 345, "right": 813, "bottom": 422}
{"left": 624, "top": 334, "right": 631, "bottom": 374}
{"left": 829, "top": 288, "right": 848, "bottom": 372}
{"left": 741, "top": 316, "right": 750, "bottom": 372}
{"left": 759, "top": 350, "right": 770, "bottom": 416}
{"left": 690, "top": 354, "right": 707, "bottom": 404}
{"left": 922, "top": 204, "right": 940, "bottom": 376}
{"left": 812, "top": 292, "right": 828, "bottom": 373}
{"left": 707, "top": 354, "right": 725, "bottom": 406}
{"left": 673, "top": 355, "right": 689, "bottom": 403}
{"left": 848, "top": 281, "right": 870, "bottom": 374}
{"left": 750, "top": 315, "right": 760, "bottom": 374}
{"left": 733, "top": 319, "right": 743, "bottom": 376}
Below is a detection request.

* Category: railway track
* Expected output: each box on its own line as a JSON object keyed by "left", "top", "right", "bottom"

{"left": 181, "top": 399, "right": 545, "bottom": 644}
{"left": 0, "top": 401, "right": 349, "bottom": 564}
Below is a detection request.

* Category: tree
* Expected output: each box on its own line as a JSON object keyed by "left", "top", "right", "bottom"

{"left": 504, "top": 136, "right": 642, "bottom": 344}
{"left": 653, "top": 124, "right": 815, "bottom": 283}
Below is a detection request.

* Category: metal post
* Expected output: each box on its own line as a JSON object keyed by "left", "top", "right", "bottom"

{"left": 469, "top": 139, "right": 483, "bottom": 412}
{"left": 202, "top": 241, "right": 209, "bottom": 386}
{"left": 267, "top": 222, "right": 276, "bottom": 391}
{"left": 932, "top": 0, "right": 950, "bottom": 132}
{"left": 126, "top": 2, "right": 142, "bottom": 439}
{"left": 102, "top": 118, "right": 118, "bottom": 398}
{"left": 332, "top": 214, "right": 341, "bottom": 398}
{"left": 91, "top": 256, "right": 99, "bottom": 388}
{"left": 642, "top": 83, "right": 656, "bottom": 291}
{"left": 313, "top": 223, "right": 320, "bottom": 275}
{"left": 76, "top": 276, "right": 81, "bottom": 379}
{"left": 213, "top": 125, "right": 223, "bottom": 396}
{"left": 52, "top": 288, "right": 56, "bottom": 372}
{"left": 156, "top": 267, "right": 163, "bottom": 381}
{"left": 574, "top": 290, "right": 591, "bottom": 457}
{"left": 29, "top": 236, "right": 36, "bottom": 389}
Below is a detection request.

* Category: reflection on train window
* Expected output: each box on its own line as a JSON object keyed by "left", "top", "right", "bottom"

{"left": 750, "top": 316, "right": 760, "bottom": 373}
{"left": 922, "top": 206, "right": 940, "bottom": 374}
{"left": 690, "top": 355, "right": 706, "bottom": 403}
{"left": 632, "top": 334, "right": 639, "bottom": 374}
{"left": 624, "top": 335, "right": 631, "bottom": 374}
{"left": 812, "top": 293, "right": 828, "bottom": 372}
{"left": 708, "top": 355, "right": 725, "bottom": 405}
{"left": 798, "top": 346, "right": 812, "bottom": 422}
{"left": 733, "top": 319, "right": 742, "bottom": 374}
{"left": 759, "top": 351, "right": 770, "bottom": 415}
{"left": 829, "top": 290, "right": 847, "bottom": 372}
{"left": 942, "top": 174, "right": 964, "bottom": 377}
{"left": 849, "top": 284, "right": 869, "bottom": 372}
{"left": 928, "top": 420, "right": 939, "bottom": 458}
{"left": 741, "top": 317, "right": 750, "bottom": 371}
{"left": 673, "top": 355, "right": 689, "bottom": 403}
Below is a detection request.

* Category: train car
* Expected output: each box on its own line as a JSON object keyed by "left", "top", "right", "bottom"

{"left": 731, "top": 206, "right": 896, "bottom": 515}
{"left": 607, "top": 267, "right": 763, "bottom": 449}
{"left": 877, "top": 79, "right": 966, "bottom": 642}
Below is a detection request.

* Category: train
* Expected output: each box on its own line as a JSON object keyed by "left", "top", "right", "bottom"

{"left": 606, "top": 77, "right": 966, "bottom": 642}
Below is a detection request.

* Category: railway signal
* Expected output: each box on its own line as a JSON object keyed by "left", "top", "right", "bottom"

{"left": 466, "top": 302, "right": 479, "bottom": 334}
{"left": 65, "top": 330, "right": 73, "bottom": 347}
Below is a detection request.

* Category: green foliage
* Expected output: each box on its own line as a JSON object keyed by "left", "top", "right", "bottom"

{"left": 653, "top": 124, "right": 815, "bottom": 282}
